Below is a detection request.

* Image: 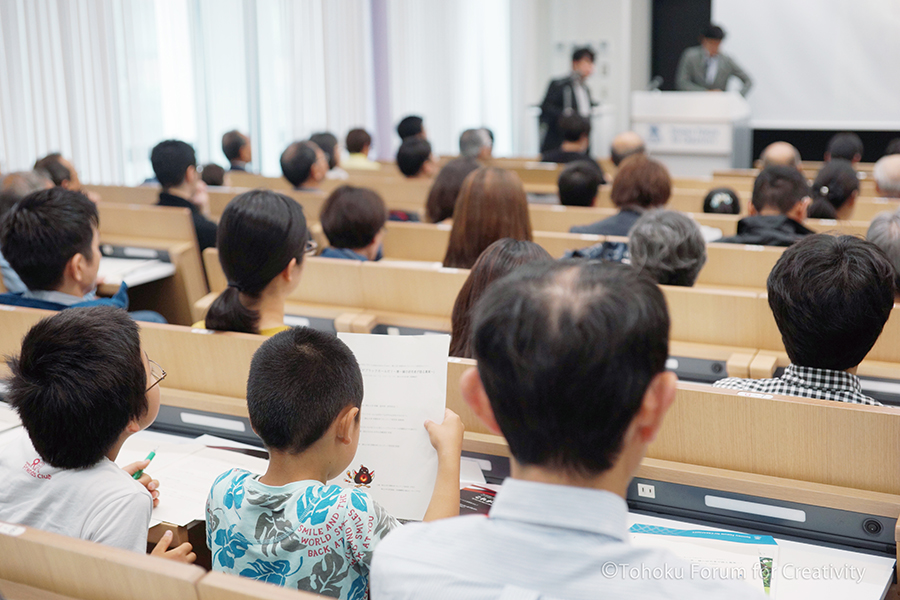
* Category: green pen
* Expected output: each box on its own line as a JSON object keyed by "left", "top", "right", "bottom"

{"left": 132, "top": 448, "right": 157, "bottom": 480}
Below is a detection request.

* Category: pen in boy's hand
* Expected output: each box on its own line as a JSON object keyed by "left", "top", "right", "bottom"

{"left": 132, "top": 448, "right": 158, "bottom": 480}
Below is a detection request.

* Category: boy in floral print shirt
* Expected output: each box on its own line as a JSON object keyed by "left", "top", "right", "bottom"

{"left": 206, "top": 327, "right": 464, "bottom": 599}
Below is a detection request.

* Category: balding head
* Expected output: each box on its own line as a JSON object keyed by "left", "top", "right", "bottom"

{"left": 874, "top": 155, "right": 900, "bottom": 198}
{"left": 610, "top": 131, "right": 645, "bottom": 167}
{"left": 0, "top": 171, "right": 53, "bottom": 219}
{"left": 760, "top": 142, "right": 802, "bottom": 170}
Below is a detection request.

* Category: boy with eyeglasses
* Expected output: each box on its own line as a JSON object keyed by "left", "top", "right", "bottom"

{"left": 0, "top": 306, "right": 194, "bottom": 562}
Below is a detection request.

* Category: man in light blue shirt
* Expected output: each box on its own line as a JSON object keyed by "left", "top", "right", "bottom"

{"left": 371, "top": 261, "right": 765, "bottom": 600}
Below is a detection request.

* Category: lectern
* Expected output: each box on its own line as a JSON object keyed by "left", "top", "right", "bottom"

{"left": 631, "top": 91, "right": 752, "bottom": 177}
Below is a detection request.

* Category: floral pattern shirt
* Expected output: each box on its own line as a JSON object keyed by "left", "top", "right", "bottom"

{"left": 206, "top": 469, "right": 400, "bottom": 600}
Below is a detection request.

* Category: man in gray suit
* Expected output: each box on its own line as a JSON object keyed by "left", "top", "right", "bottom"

{"left": 676, "top": 24, "right": 752, "bottom": 96}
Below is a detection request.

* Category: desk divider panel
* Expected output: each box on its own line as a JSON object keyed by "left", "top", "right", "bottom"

{"left": 196, "top": 572, "right": 323, "bottom": 600}
{"left": 663, "top": 286, "right": 763, "bottom": 348}
{"left": 84, "top": 184, "right": 160, "bottom": 205}
{"left": 0, "top": 524, "right": 205, "bottom": 600}
{"left": 382, "top": 221, "right": 451, "bottom": 262}
{"left": 359, "top": 261, "right": 468, "bottom": 318}
{"left": 695, "top": 244, "right": 784, "bottom": 289}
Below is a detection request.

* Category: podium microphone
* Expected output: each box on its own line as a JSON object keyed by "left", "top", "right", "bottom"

{"left": 647, "top": 76, "right": 663, "bottom": 91}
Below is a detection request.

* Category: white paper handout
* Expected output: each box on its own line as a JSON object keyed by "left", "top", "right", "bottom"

{"left": 331, "top": 332, "right": 450, "bottom": 521}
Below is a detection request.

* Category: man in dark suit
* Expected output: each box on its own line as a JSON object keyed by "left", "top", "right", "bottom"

{"left": 222, "top": 130, "right": 251, "bottom": 172}
{"left": 539, "top": 47, "right": 596, "bottom": 154}
{"left": 676, "top": 24, "right": 752, "bottom": 96}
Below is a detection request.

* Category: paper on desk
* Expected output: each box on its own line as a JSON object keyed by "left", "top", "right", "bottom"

{"left": 630, "top": 524, "right": 778, "bottom": 597}
{"left": 116, "top": 436, "right": 268, "bottom": 528}
{"left": 98, "top": 257, "right": 176, "bottom": 287}
{"left": 331, "top": 333, "right": 450, "bottom": 521}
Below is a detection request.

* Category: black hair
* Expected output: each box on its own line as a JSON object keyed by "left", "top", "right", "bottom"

{"left": 559, "top": 114, "right": 591, "bottom": 142}
{"left": 571, "top": 47, "right": 596, "bottom": 63}
{"left": 826, "top": 132, "right": 863, "bottom": 162}
{"left": 558, "top": 161, "right": 603, "bottom": 207}
{"left": 205, "top": 190, "right": 308, "bottom": 334}
{"left": 0, "top": 188, "right": 98, "bottom": 291}
{"left": 396, "top": 138, "right": 432, "bottom": 177}
{"left": 885, "top": 138, "right": 900, "bottom": 157}
{"left": 222, "top": 130, "right": 247, "bottom": 162}
{"left": 471, "top": 260, "right": 669, "bottom": 475}
{"left": 280, "top": 141, "right": 318, "bottom": 187}
{"left": 201, "top": 163, "right": 226, "bottom": 187}
{"left": 8, "top": 307, "right": 147, "bottom": 469}
{"left": 150, "top": 140, "right": 196, "bottom": 189}
{"left": 397, "top": 115, "right": 424, "bottom": 140}
{"left": 768, "top": 235, "right": 894, "bottom": 371}
{"left": 320, "top": 186, "right": 387, "bottom": 250}
{"left": 346, "top": 128, "right": 373, "bottom": 154}
{"left": 751, "top": 166, "right": 810, "bottom": 214}
{"left": 702, "top": 24, "right": 726, "bottom": 40}
{"left": 310, "top": 132, "right": 339, "bottom": 170}
{"left": 703, "top": 187, "right": 741, "bottom": 214}
{"left": 33, "top": 153, "right": 71, "bottom": 187}
{"left": 808, "top": 159, "right": 860, "bottom": 219}
{"left": 247, "top": 327, "right": 364, "bottom": 453}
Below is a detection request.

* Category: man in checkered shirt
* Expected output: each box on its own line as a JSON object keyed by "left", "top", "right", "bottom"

{"left": 715, "top": 234, "right": 895, "bottom": 406}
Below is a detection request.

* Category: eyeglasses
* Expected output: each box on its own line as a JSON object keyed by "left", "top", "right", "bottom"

{"left": 304, "top": 239, "right": 319, "bottom": 256}
{"left": 147, "top": 358, "right": 167, "bottom": 392}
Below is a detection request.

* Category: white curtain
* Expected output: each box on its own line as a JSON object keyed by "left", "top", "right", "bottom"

{"left": 384, "top": 0, "right": 512, "bottom": 157}
{"left": 0, "top": 0, "right": 374, "bottom": 183}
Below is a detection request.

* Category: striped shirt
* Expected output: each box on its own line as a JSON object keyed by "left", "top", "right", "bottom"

{"left": 714, "top": 364, "right": 881, "bottom": 406}
{"left": 371, "top": 478, "right": 765, "bottom": 600}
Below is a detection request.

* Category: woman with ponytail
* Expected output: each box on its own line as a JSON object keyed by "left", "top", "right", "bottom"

{"left": 807, "top": 159, "right": 860, "bottom": 220}
{"left": 197, "top": 189, "right": 309, "bottom": 335}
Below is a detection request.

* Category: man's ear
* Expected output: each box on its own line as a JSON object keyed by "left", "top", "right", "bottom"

{"left": 334, "top": 406, "right": 360, "bottom": 444}
{"left": 789, "top": 196, "right": 811, "bottom": 222}
{"left": 631, "top": 371, "right": 677, "bottom": 445}
{"left": 748, "top": 203, "right": 759, "bottom": 216}
{"left": 67, "top": 252, "right": 90, "bottom": 285}
{"left": 460, "top": 367, "right": 501, "bottom": 435}
{"left": 186, "top": 165, "right": 199, "bottom": 184}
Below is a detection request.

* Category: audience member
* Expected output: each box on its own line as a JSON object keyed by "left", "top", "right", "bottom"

{"left": 459, "top": 128, "right": 492, "bottom": 159}
{"left": 222, "top": 130, "right": 251, "bottom": 172}
{"left": 558, "top": 160, "right": 603, "bottom": 207}
{"left": 311, "top": 131, "right": 349, "bottom": 180}
{"left": 344, "top": 128, "right": 381, "bottom": 171}
{"left": 807, "top": 159, "right": 859, "bottom": 219}
{"left": 443, "top": 167, "right": 533, "bottom": 269}
{"left": 449, "top": 239, "right": 552, "bottom": 358}
{"left": 718, "top": 166, "right": 813, "bottom": 246}
{"left": 570, "top": 155, "right": 670, "bottom": 236}
{"left": 885, "top": 138, "right": 900, "bottom": 157}
{"left": 397, "top": 115, "right": 426, "bottom": 140}
{"left": 609, "top": 131, "right": 645, "bottom": 167}
{"left": 280, "top": 140, "right": 329, "bottom": 191}
{"left": 320, "top": 186, "right": 387, "bottom": 261}
{"left": 759, "top": 142, "right": 802, "bottom": 170}
{"left": 715, "top": 235, "right": 893, "bottom": 406}
{"left": 703, "top": 187, "right": 741, "bottom": 214}
{"left": 0, "top": 306, "right": 194, "bottom": 562}
{"left": 0, "top": 171, "right": 53, "bottom": 293}
{"left": 33, "top": 152, "right": 100, "bottom": 202}
{"left": 425, "top": 157, "right": 480, "bottom": 223}
{"left": 207, "top": 327, "right": 464, "bottom": 597}
{"left": 629, "top": 210, "right": 707, "bottom": 287}
{"left": 0, "top": 188, "right": 164, "bottom": 322}
{"left": 200, "top": 163, "right": 227, "bottom": 187}
{"left": 874, "top": 155, "right": 900, "bottom": 198}
{"left": 867, "top": 209, "right": 900, "bottom": 294}
{"left": 372, "top": 260, "right": 763, "bottom": 599}
{"left": 201, "top": 190, "right": 308, "bottom": 336}
{"left": 152, "top": 140, "right": 217, "bottom": 251}
{"left": 396, "top": 138, "right": 436, "bottom": 178}
{"left": 825, "top": 132, "right": 863, "bottom": 164}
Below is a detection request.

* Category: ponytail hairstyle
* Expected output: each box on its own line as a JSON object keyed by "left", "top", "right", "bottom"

{"left": 205, "top": 189, "right": 308, "bottom": 334}
{"left": 807, "top": 159, "right": 859, "bottom": 219}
